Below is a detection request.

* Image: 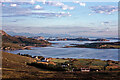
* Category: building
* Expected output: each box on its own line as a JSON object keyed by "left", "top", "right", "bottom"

{"left": 81, "top": 68, "right": 90, "bottom": 72}
{"left": 36, "top": 58, "right": 49, "bottom": 62}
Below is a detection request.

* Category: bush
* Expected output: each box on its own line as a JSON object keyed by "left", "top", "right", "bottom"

{"left": 27, "top": 62, "right": 66, "bottom": 71}
{"left": 21, "top": 54, "right": 32, "bottom": 58}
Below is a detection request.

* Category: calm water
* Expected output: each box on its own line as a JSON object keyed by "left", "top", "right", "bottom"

{"left": 6, "top": 40, "right": 119, "bottom": 61}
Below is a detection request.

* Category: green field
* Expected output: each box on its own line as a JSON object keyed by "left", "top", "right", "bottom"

{"left": 50, "top": 59, "right": 69, "bottom": 63}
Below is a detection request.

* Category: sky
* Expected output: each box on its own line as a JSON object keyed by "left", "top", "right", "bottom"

{"left": 0, "top": 0, "right": 119, "bottom": 38}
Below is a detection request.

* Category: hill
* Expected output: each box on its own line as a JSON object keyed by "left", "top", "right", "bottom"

{"left": 2, "top": 52, "right": 120, "bottom": 80}
{"left": 0, "top": 30, "right": 51, "bottom": 50}
{"left": 2, "top": 51, "right": 45, "bottom": 79}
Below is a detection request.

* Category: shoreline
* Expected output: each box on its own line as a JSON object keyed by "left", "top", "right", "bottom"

{"left": 5, "top": 51, "right": 119, "bottom": 61}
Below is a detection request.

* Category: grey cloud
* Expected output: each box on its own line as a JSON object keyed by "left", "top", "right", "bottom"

{"left": 101, "top": 21, "right": 110, "bottom": 25}
{"left": 2, "top": 14, "right": 29, "bottom": 17}
{"left": 103, "top": 22, "right": 109, "bottom": 24}
{"left": 9, "top": 19, "right": 25, "bottom": 22}
{"left": 30, "top": 12, "right": 70, "bottom": 17}
{"left": 110, "top": 25, "right": 117, "bottom": 26}
{"left": 90, "top": 6, "right": 118, "bottom": 14}
{"left": 2, "top": 2, "right": 71, "bottom": 18}
{"left": 3, "top": 10, "right": 70, "bottom": 18}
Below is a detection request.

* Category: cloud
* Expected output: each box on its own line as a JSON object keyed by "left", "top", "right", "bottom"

{"left": 88, "top": 14, "right": 92, "bottom": 16}
{"left": 79, "top": 3, "right": 86, "bottom": 6}
{"left": 101, "top": 21, "right": 110, "bottom": 25}
{"left": 46, "top": 1, "right": 64, "bottom": 6}
{"left": 73, "top": 1, "right": 80, "bottom": 4}
{"left": 110, "top": 25, "right": 117, "bottom": 27}
{"left": 10, "top": 3, "right": 17, "bottom": 7}
{"left": 45, "top": 1, "right": 75, "bottom": 10}
{"left": 34, "top": 5, "right": 42, "bottom": 9}
{"left": 30, "top": 11, "right": 71, "bottom": 18}
{"left": 9, "top": 19, "right": 25, "bottom": 22}
{"left": 30, "top": 0, "right": 35, "bottom": 4}
{"left": 62, "top": 6, "right": 75, "bottom": 10}
{"left": 0, "top": 0, "right": 11, "bottom": 2}
{"left": 2, "top": 14, "right": 28, "bottom": 17}
{"left": 2, "top": 7, "right": 71, "bottom": 18}
{"left": 73, "top": 1, "right": 86, "bottom": 7}
{"left": 2, "top": 2, "right": 72, "bottom": 18}
{"left": 101, "top": 21, "right": 117, "bottom": 28}
{"left": 90, "top": 6, "right": 118, "bottom": 14}
{"left": 2, "top": 4, "right": 31, "bottom": 15}
{"left": 102, "top": 21, "right": 109, "bottom": 24}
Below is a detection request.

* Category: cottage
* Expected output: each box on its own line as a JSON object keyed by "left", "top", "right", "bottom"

{"left": 40, "top": 58, "right": 49, "bottom": 62}
{"left": 81, "top": 68, "right": 90, "bottom": 72}
{"left": 41, "top": 59, "right": 49, "bottom": 62}
{"left": 36, "top": 58, "right": 49, "bottom": 63}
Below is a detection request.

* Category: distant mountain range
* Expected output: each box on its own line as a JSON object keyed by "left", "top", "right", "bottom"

{"left": 2, "top": 30, "right": 119, "bottom": 39}
{"left": 6, "top": 31, "right": 74, "bottom": 38}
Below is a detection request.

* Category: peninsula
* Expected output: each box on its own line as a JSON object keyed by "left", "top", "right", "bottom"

{"left": 0, "top": 30, "right": 51, "bottom": 50}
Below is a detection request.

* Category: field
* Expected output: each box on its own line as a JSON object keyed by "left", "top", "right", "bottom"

{"left": 50, "top": 59, "right": 69, "bottom": 63}
{"left": 73, "top": 59, "right": 107, "bottom": 69}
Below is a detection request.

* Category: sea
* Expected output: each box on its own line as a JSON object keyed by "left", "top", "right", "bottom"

{"left": 6, "top": 39, "right": 119, "bottom": 61}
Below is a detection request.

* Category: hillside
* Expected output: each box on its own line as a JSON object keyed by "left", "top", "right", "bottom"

{"left": 2, "top": 52, "right": 120, "bottom": 80}
{"left": 2, "top": 52, "right": 45, "bottom": 79}
{"left": 0, "top": 30, "right": 51, "bottom": 50}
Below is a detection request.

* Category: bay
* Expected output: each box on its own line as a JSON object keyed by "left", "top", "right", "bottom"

{"left": 6, "top": 40, "right": 119, "bottom": 61}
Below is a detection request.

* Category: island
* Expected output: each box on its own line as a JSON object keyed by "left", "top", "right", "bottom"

{"left": 64, "top": 42, "right": 120, "bottom": 49}
{"left": 45, "top": 37, "right": 109, "bottom": 41}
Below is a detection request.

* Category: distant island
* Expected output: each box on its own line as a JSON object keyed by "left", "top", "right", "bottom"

{"left": 41, "top": 37, "right": 109, "bottom": 41}
{"left": 64, "top": 42, "right": 120, "bottom": 49}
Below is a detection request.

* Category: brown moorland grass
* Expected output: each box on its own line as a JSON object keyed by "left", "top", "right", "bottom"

{"left": 2, "top": 52, "right": 120, "bottom": 80}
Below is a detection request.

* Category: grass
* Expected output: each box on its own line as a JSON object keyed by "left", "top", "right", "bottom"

{"left": 2, "top": 43, "right": 22, "bottom": 49}
{"left": 91, "top": 60, "right": 107, "bottom": 66}
{"left": 50, "top": 59, "right": 69, "bottom": 63}
{"left": 2, "top": 51, "right": 46, "bottom": 79}
{"left": 2, "top": 52, "right": 120, "bottom": 79}
{"left": 72, "top": 59, "right": 107, "bottom": 70}
{"left": 105, "top": 45, "right": 120, "bottom": 48}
